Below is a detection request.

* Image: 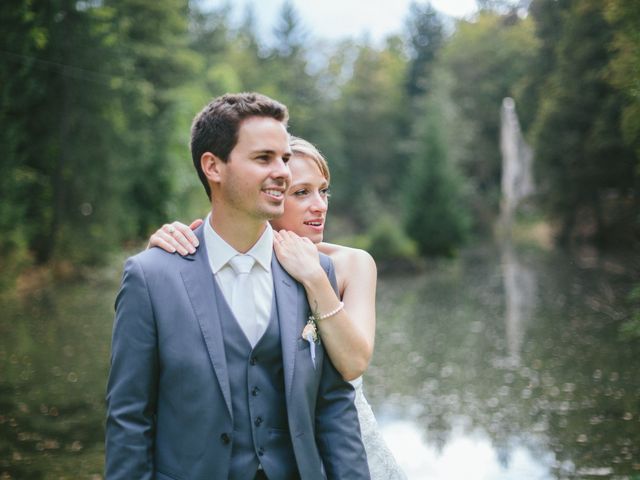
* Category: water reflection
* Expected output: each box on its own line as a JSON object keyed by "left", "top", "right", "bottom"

{"left": 0, "top": 246, "right": 638, "bottom": 478}
{"left": 380, "top": 419, "right": 553, "bottom": 479}
{"left": 501, "top": 242, "right": 537, "bottom": 366}
{"left": 0, "top": 268, "right": 118, "bottom": 479}
{"left": 368, "top": 245, "right": 639, "bottom": 479}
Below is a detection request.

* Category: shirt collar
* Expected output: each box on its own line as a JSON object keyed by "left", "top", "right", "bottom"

{"left": 204, "top": 212, "right": 273, "bottom": 274}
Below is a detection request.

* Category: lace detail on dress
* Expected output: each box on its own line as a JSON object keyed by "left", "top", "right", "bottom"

{"left": 350, "top": 377, "right": 407, "bottom": 480}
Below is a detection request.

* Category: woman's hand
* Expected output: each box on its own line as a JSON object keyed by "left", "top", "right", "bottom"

{"left": 147, "top": 219, "right": 203, "bottom": 255}
{"left": 273, "top": 230, "right": 324, "bottom": 286}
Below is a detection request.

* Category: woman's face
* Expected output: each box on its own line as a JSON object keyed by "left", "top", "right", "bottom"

{"left": 270, "top": 154, "right": 329, "bottom": 244}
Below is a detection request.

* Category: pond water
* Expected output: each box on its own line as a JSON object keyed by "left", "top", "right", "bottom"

{"left": 0, "top": 244, "right": 638, "bottom": 479}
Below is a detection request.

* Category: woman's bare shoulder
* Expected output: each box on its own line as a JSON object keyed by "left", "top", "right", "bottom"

{"left": 318, "top": 242, "right": 376, "bottom": 274}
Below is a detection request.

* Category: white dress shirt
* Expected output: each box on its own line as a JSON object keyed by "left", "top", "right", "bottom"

{"left": 203, "top": 213, "right": 274, "bottom": 346}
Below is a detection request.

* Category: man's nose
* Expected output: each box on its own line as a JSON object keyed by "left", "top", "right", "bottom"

{"left": 272, "top": 157, "right": 291, "bottom": 181}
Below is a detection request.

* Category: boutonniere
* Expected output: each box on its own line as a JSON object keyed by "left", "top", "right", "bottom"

{"left": 302, "top": 318, "right": 320, "bottom": 369}
{"left": 301, "top": 301, "right": 344, "bottom": 369}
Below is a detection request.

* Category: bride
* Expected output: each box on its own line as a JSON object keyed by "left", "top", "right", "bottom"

{"left": 149, "top": 137, "right": 406, "bottom": 479}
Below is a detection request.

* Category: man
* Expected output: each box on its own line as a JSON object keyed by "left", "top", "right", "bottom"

{"left": 105, "top": 92, "right": 370, "bottom": 479}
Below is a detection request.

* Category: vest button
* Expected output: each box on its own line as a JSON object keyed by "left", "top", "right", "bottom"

{"left": 250, "top": 356, "right": 258, "bottom": 365}
{"left": 254, "top": 416, "right": 263, "bottom": 426}
{"left": 252, "top": 387, "right": 260, "bottom": 396}
{"left": 258, "top": 447, "right": 265, "bottom": 456}
{"left": 220, "top": 432, "right": 231, "bottom": 445}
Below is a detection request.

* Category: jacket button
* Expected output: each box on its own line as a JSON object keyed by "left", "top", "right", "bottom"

{"left": 254, "top": 416, "right": 263, "bottom": 426}
{"left": 258, "top": 447, "right": 265, "bottom": 456}
{"left": 250, "top": 356, "right": 258, "bottom": 365}
{"left": 220, "top": 433, "right": 231, "bottom": 445}
{"left": 252, "top": 386, "right": 260, "bottom": 396}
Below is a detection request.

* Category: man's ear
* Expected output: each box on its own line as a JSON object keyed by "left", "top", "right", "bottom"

{"left": 201, "top": 152, "right": 224, "bottom": 184}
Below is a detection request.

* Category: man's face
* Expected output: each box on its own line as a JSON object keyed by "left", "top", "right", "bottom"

{"left": 217, "top": 116, "right": 292, "bottom": 222}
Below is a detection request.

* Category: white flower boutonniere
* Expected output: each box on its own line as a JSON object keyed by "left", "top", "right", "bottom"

{"left": 301, "top": 318, "right": 319, "bottom": 369}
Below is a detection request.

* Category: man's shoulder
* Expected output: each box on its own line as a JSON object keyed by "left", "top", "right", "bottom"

{"left": 124, "top": 247, "right": 189, "bottom": 276}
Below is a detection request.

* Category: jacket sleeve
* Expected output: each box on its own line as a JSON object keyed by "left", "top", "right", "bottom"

{"left": 105, "top": 256, "right": 158, "bottom": 479}
{"left": 314, "top": 256, "right": 371, "bottom": 479}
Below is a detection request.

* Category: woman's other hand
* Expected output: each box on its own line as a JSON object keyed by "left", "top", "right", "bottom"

{"left": 147, "top": 219, "right": 203, "bottom": 255}
{"left": 273, "top": 230, "right": 324, "bottom": 286}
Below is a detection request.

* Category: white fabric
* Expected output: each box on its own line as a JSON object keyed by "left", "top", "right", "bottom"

{"left": 203, "top": 213, "right": 274, "bottom": 346}
{"left": 350, "top": 376, "right": 407, "bottom": 480}
{"left": 229, "top": 255, "right": 260, "bottom": 345}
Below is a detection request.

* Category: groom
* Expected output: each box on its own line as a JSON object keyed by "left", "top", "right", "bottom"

{"left": 105, "top": 92, "right": 370, "bottom": 479}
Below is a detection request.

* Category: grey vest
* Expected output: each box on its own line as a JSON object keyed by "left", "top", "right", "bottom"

{"left": 214, "top": 279, "right": 298, "bottom": 480}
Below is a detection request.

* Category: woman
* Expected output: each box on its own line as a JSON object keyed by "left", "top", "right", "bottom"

{"left": 149, "top": 137, "right": 406, "bottom": 479}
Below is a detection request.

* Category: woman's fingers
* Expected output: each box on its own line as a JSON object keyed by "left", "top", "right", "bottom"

{"left": 189, "top": 218, "right": 204, "bottom": 230}
{"left": 154, "top": 235, "right": 178, "bottom": 254}
{"left": 148, "top": 229, "right": 179, "bottom": 254}
{"left": 161, "top": 222, "right": 195, "bottom": 255}
{"left": 172, "top": 221, "right": 199, "bottom": 250}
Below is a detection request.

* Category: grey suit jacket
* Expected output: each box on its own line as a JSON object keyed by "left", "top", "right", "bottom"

{"left": 105, "top": 225, "right": 370, "bottom": 479}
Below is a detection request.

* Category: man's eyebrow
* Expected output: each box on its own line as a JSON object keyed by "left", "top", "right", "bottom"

{"left": 251, "top": 149, "right": 276, "bottom": 156}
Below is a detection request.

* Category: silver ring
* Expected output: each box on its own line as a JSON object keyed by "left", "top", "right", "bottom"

{"left": 167, "top": 225, "right": 175, "bottom": 234}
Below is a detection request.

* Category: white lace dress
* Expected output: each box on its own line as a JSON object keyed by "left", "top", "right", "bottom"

{"left": 350, "top": 376, "right": 407, "bottom": 479}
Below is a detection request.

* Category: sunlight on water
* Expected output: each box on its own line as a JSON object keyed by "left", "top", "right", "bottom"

{"left": 380, "top": 418, "right": 553, "bottom": 480}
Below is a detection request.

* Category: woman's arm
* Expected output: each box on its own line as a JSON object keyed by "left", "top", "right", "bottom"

{"left": 274, "top": 231, "right": 376, "bottom": 381}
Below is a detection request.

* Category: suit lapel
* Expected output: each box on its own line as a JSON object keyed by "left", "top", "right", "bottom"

{"left": 272, "top": 255, "right": 305, "bottom": 401}
{"left": 180, "top": 226, "right": 233, "bottom": 419}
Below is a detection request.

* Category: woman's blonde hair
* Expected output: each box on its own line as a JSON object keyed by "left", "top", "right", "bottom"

{"left": 289, "top": 136, "right": 330, "bottom": 183}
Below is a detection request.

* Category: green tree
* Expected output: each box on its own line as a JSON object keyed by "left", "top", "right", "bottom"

{"left": 0, "top": 0, "right": 196, "bottom": 270}
{"left": 405, "top": 74, "right": 470, "bottom": 256}
{"left": 0, "top": 0, "right": 126, "bottom": 264}
{"left": 262, "top": 1, "right": 326, "bottom": 141}
{"left": 404, "top": 2, "right": 444, "bottom": 99}
{"left": 604, "top": 0, "right": 640, "bottom": 173}
{"left": 334, "top": 37, "right": 408, "bottom": 226}
{"left": 107, "top": 0, "right": 196, "bottom": 239}
{"left": 516, "top": 0, "right": 568, "bottom": 131}
{"left": 530, "top": 0, "right": 636, "bottom": 244}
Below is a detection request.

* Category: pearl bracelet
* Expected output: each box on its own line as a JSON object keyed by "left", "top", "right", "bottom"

{"left": 310, "top": 301, "right": 345, "bottom": 322}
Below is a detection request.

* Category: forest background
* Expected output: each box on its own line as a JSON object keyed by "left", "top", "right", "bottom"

{"left": 1, "top": 0, "right": 638, "bottom": 278}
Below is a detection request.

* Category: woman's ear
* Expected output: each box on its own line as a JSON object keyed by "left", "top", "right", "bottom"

{"left": 201, "top": 152, "right": 223, "bottom": 184}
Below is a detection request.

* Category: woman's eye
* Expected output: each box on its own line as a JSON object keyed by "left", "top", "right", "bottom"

{"left": 321, "top": 188, "right": 331, "bottom": 197}
{"left": 294, "top": 189, "right": 308, "bottom": 196}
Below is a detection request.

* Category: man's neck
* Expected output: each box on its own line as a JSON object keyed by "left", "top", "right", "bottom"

{"left": 209, "top": 207, "right": 268, "bottom": 254}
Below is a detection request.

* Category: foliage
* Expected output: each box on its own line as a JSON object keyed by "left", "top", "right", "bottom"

{"left": 529, "top": 0, "right": 636, "bottom": 245}
{"left": 404, "top": 2, "right": 444, "bottom": 99}
{"left": 347, "top": 214, "right": 418, "bottom": 262}
{"left": 604, "top": 0, "right": 640, "bottom": 172}
{"left": 404, "top": 74, "right": 471, "bottom": 256}
{"left": 0, "top": 0, "right": 194, "bottom": 267}
{"left": 620, "top": 284, "right": 640, "bottom": 340}
{"left": 439, "top": 12, "right": 538, "bottom": 224}
{"left": 1, "top": 0, "right": 639, "bottom": 275}
{"left": 333, "top": 37, "right": 409, "bottom": 225}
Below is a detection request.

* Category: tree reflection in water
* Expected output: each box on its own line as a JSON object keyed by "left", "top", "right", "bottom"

{"left": 368, "top": 245, "right": 639, "bottom": 479}
{"left": 0, "top": 246, "right": 638, "bottom": 479}
{"left": 0, "top": 269, "right": 117, "bottom": 479}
